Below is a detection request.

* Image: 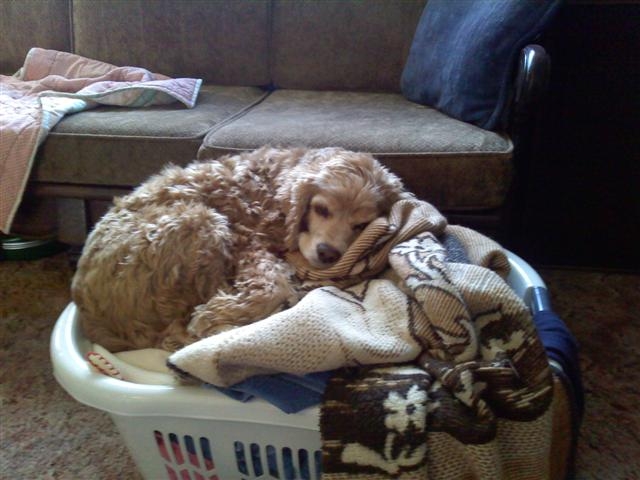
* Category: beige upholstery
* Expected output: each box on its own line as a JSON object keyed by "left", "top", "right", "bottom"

{"left": 271, "top": 0, "right": 426, "bottom": 91}
{"left": 3, "top": 0, "right": 514, "bottom": 239}
{"left": 0, "top": 0, "right": 71, "bottom": 74}
{"left": 31, "top": 86, "right": 268, "bottom": 186}
{"left": 71, "top": 0, "right": 271, "bottom": 85}
{"left": 200, "top": 90, "right": 513, "bottom": 211}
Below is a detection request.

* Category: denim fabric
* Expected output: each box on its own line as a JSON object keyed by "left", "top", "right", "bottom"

{"left": 401, "top": 0, "right": 562, "bottom": 131}
{"left": 213, "top": 371, "right": 334, "bottom": 413}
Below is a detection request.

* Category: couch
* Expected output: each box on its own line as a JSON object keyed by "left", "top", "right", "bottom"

{"left": 1, "top": 0, "right": 552, "bottom": 249}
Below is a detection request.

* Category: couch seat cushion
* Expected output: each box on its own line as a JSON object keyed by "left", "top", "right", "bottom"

{"left": 30, "top": 85, "right": 268, "bottom": 187}
{"left": 198, "top": 90, "right": 513, "bottom": 211}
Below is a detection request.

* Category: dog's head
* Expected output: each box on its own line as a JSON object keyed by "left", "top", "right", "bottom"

{"left": 279, "top": 148, "right": 407, "bottom": 269}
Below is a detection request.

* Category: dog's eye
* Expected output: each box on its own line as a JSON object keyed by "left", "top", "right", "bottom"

{"left": 313, "top": 204, "right": 330, "bottom": 218}
{"left": 299, "top": 217, "right": 309, "bottom": 232}
{"left": 352, "top": 222, "right": 369, "bottom": 232}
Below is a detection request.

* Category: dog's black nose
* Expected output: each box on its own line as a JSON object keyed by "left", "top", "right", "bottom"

{"left": 317, "top": 243, "right": 341, "bottom": 264}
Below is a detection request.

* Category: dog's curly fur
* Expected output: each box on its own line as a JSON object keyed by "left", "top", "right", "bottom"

{"left": 71, "top": 146, "right": 406, "bottom": 352}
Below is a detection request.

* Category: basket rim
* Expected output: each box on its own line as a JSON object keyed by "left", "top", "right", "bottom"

{"left": 51, "top": 303, "right": 321, "bottom": 427}
{"left": 51, "top": 250, "right": 546, "bottom": 423}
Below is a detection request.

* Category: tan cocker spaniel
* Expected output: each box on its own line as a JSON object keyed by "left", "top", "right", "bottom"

{"left": 71, "top": 146, "right": 407, "bottom": 351}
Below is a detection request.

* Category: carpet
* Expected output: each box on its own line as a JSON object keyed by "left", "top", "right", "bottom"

{"left": 0, "top": 251, "right": 638, "bottom": 479}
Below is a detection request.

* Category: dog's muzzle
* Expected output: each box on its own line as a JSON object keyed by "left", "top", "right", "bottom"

{"left": 316, "top": 243, "right": 341, "bottom": 265}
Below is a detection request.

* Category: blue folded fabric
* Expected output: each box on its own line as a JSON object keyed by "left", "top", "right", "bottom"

{"left": 211, "top": 371, "right": 334, "bottom": 414}
{"left": 533, "top": 310, "right": 584, "bottom": 419}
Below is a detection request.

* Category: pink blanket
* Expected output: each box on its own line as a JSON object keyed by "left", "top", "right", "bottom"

{"left": 0, "top": 48, "right": 202, "bottom": 234}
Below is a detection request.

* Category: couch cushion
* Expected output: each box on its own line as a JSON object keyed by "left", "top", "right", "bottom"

{"left": 271, "top": 0, "right": 426, "bottom": 92}
{"left": 401, "top": 0, "right": 562, "bottom": 130}
{"left": 198, "top": 90, "right": 513, "bottom": 211}
{"left": 31, "top": 85, "right": 268, "bottom": 187}
{"left": 0, "top": 0, "right": 71, "bottom": 74}
{"left": 72, "top": 0, "right": 271, "bottom": 86}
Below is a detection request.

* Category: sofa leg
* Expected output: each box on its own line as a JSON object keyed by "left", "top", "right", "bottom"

{"left": 8, "top": 196, "right": 58, "bottom": 238}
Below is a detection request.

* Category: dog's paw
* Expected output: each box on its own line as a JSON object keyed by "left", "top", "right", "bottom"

{"left": 187, "top": 308, "right": 239, "bottom": 338}
{"left": 157, "top": 319, "right": 200, "bottom": 351}
{"left": 159, "top": 335, "right": 189, "bottom": 352}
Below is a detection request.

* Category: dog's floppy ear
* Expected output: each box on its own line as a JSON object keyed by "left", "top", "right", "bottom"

{"left": 351, "top": 153, "right": 411, "bottom": 212}
{"left": 276, "top": 172, "right": 318, "bottom": 252}
{"left": 376, "top": 167, "right": 412, "bottom": 212}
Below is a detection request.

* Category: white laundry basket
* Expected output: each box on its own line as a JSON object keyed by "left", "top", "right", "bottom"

{"left": 51, "top": 251, "right": 547, "bottom": 480}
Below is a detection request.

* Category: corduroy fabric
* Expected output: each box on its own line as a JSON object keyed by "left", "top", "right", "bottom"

{"left": 286, "top": 199, "right": 448, "bottom": 284}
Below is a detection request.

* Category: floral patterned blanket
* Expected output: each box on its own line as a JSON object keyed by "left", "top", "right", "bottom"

{"left": 168, "top": 199, "right": 554, "bottom": 479}
{"left": 317, "top": 206, "right": 554, "bottom": 479}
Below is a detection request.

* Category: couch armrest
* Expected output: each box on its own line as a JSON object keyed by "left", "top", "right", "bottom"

{"left": 511, "top": 44, "right": 551, "bottom": 131}
{"left": 505, "top": 44, "right": 552, "bottom": 245}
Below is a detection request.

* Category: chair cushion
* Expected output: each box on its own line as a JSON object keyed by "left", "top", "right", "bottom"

{"left": 401, "top": 0, "right": 562, "bottom": 130}
{"left": 31, "top": 86, "right": 268, "bottom": 187}
{"left": 198, "top": 89, "right": 513, "bottom": 211}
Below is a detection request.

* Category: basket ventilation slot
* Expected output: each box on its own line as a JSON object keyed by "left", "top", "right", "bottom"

{"left": 234, "top": 441, "right": 322, "bottom": 479}
{"left": 154, "top": 430, "right": 219, "bottom": 480}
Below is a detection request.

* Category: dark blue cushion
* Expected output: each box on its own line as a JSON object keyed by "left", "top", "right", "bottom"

{"left": 401, "top": 0, "right": 562, "bottom": 131}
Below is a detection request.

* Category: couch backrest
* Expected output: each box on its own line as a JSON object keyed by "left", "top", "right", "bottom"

{"left": 271, "top": 0, "right": 426, "bottom": 92}
{"left": 72, "top": 0, "right": 271, "bottom": 86}
{"left": 1, "top": 0, "right": 426, "bottom": 92}
{"left": 0, "top": 0, "right": 72, "bottom": 74}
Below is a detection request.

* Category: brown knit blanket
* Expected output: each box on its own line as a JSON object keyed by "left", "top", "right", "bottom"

{"left": 168, "top": 199, "right": 554, "bottom": 479}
